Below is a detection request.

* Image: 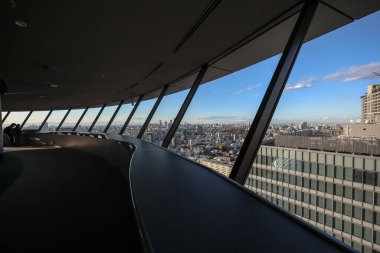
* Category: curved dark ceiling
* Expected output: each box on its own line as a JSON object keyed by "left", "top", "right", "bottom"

{"left": 1, "top": 0, "right": 379, "bottom": 111}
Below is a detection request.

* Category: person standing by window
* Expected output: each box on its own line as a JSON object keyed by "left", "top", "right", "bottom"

{"left": 14, "top": 124, "right": 21, "bottom": 146}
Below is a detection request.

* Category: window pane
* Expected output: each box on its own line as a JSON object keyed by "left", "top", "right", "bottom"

{"left": 123, "top": 97, "right": 157, "bottom": 137}
{"left": 335, "top": 184, "right": 343, "bottom": 197}
{"left": 326, "top": 165, "right": 334, "bottom": 178}
{"left": 335, "top": 200, "right": 344, "bottom": 214}
{"left": 75, "top": 107, "right": 101, "bottom": 132}
{"left": 142, "top": 89, "right": 189, "bottom": 145}
{"left": 91, "top": 105, "right": 118, "bottom": 133}
{"left": 364, "top": 171, "right": 375, "bottom": 186}
{"left": 171, "top": 54, "right": 280, "bottom": 175}
{"left": 334, "top": 218, "right": 342, "bottom": 230}
{"left": 326, "top": 183, "right": 333, "bottom": 194}
{"left": 106, "top": 103, "right": 134, "bottom": 134}
{"left": 311, "top": 163, "right": 318, "bottom": 175}
{"left": 44, "top": 110, "right": 68, "bottom": 131}
{"left": 364, "top": 191, "right": 373, "bottom": 205}
{"left": 1, "top": 111, "right": 8, "bottom": 119}
{"left": 353, "top": 169, "right": 363, "bottom": 184}
{"left": 325, "top": 215, "right": 333, "bottom": 227}
{"left": 375, "top": 193, "right": 380, "bottom": 206}
{"left": 326, "top": 199, "right": 333, "bottom": 211}
{"left": 354, "top": 189, "right": 363, "bottom": 202}
{"left": 363, "top": 227, "right": 372, "bottom": 242}
{"left": 353, "top": 224, "right": 362, "bottom": 238}
{"left": 343, "top": 204, "right": 352, "bottom": 217}
{"left": 22, "top": 111, "right": 50, "bottom": 130}
{"left": 345, "top": 167, "right": 353, "bottom": 181}
{"left": 336, "top": 166, "right": 344, "bottom": 179}
{"left": 3, "top": 111, "right": 29, "bottom": 128}
{"left": 343, "top": 221, "right": 352, "bottom": 234}
{"left": 364, "top": 209, "right": 373, "bottom": 223}
{"left": 59, "top": 109, "right": 85, "bottom": 131}
{"left": 344, "top": 186, "right": 352, "bottom": 199}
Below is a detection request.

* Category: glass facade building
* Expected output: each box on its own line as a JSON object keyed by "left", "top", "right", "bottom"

{"left": 246, "top": 145, "right": 380, "bottom": 253}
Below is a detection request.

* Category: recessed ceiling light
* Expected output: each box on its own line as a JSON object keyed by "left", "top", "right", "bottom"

{"left": 50, "top": 84, "right": 58, "bottom": 88}
{"left": 15, "top": 20, "right": 28, "bottom": 28}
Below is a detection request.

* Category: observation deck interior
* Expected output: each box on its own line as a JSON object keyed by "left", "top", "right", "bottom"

{"left": 1, "top": 0, "right": 380, "bottom": 252}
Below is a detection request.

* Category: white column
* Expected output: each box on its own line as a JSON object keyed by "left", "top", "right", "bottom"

{"left": 0, "top": 95, "right": 4, "bottom": 159}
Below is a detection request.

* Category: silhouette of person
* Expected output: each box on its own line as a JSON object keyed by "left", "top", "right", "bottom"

{"left": 14, "top": 124, "right": 21, "bottom": 146}
{"left": 3, "top": 123, "right": 16, "bottom": 145}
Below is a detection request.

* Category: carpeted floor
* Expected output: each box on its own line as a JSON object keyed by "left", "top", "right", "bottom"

{"left": 0, "top": 147, "right": 142, "bottom": 253}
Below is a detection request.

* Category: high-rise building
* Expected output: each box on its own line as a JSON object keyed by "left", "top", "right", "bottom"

{"left": 361, "top": 84, "right": 380, "bottom": 124}
{"left": 246, "top": 145, "right": 380, "bottom": 253}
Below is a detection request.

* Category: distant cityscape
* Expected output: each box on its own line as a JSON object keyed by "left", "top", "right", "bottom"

{"left": 21, "top": 84, "right": 380, "bottom": 177}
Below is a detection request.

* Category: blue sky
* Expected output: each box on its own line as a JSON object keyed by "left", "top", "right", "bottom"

{"left": 4, "top": 11, "right": 380, "bottom": 126}
{"left": 155, "top": 10, "right": 380, "bottom": 124}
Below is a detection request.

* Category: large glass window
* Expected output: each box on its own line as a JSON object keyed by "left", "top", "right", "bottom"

{"left": 59, "top": 109, "right": 85, "bottom": 131}
{"left": 3, "top": 111, "right": 29, "bottom": 128}
{"left": 142, "top": 89, "right": 189, "bottom": 145}
{"left": 91, "top": 105, "right": 118, "bottom": 133}
{"left": 169, "top": 55, "right": 280, "bottom": 174}
{"left": 44, "top": 110, "right": 68, "bottom": 131}
{"left": 123, "top": 97, "right": 157, "bottom": 137}
{"left": 22, "top": 111, "right": 50, "bottom": 130}
{"left": 75, "top": 107, "right": 101, "bottom": 132}
{"left": 243, "top": 10, "right": 380, "bottom": 253}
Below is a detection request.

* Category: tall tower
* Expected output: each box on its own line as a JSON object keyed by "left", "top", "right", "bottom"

{"left": 361, "top": 84, "right": 380, "bottom": 124}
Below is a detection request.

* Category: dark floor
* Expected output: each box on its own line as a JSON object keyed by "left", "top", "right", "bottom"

{"left": 0, "top": 147, "right": 142, "bottom": 253}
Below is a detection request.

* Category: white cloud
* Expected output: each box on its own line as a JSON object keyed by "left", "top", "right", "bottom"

{"left": 285, "top": 78, "right": 315, "bottom": 92}
{"left": 255, "top": 82, "right": 262, "bottom": 88}
{"left": 324, "top": 61, "right": 380, "bottom": 82}
{"left": 283, "top": 61, "right": 380, "bottom": 93}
